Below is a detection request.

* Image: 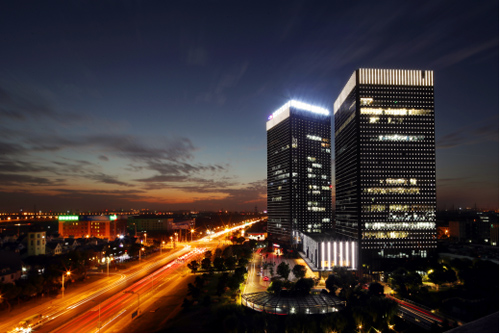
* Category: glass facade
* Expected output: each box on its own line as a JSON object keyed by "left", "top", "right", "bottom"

{"left": 267, "top": 101, "right": 333, "bottom": 246}
{"left": 334, "top": 69, "right": 437, "bottom": 268}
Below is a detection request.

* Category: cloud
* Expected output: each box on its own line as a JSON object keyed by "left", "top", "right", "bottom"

{"left": 0, "top": 81, "right": 84, "bottom": 124}
{"left": 86, "top": 173, "right": 131, "bottom": 187}
{"left": 165, "top": 179, "right": 267, "bottom": 211}
{"left": 196, "top": 61, "right": 249, "bottom": 105}
{"left": 431, "top": 39, "right": 498, "bottom": 69}
{"left": 0, "top": 173, "right": 62, "bottom": 186}
{"left": 437, "top": 118, "right": 498, "bottom": 149}
{"left": 437, "top": 177, "right": 470, "bottom": 187}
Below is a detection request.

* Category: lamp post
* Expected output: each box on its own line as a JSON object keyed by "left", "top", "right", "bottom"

{"left": 61, "top": 271, "right": 70, "bottom": 298}
{"left": 144, "top": 233, "right": 147, "bottom": 245}
{"left": 170, "top": 236, "right": 173, "bottom": 248}
{"left": 174, "top": 233, "right": 177, "bottom": 248}
{"left": 139, "top": 247, "right": 145, "bottom": 261}
{"left": 106, "top": 257, "right": 109, "bottom": 277}
{"left": 161, "top": 241, "right": 165, "bottom": 254}
{"left": 191, "top": 229, "right": 194, "bottom": 242}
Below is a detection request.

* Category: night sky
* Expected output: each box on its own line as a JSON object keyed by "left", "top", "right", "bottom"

{"left": 0, "top": 1, "right": 498, "bottom": 212}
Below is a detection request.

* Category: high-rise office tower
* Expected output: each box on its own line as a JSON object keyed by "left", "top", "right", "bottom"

{"left": 334, "top": 69, "right": 437, "bottom": 268}
{"left": 267, "top": 100, "right": 333, "bottom": 246}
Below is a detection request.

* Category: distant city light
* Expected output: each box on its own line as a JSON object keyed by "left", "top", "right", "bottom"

{"left": 58, "top": 215, "right": 79, "bottom": 221}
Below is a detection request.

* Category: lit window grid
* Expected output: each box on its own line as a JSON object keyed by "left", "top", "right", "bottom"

{"left": 334, "top": 69, "right": 437, "bottom": 263}
{"left": 267, "top": 107, "right": 333, "bottom": 244}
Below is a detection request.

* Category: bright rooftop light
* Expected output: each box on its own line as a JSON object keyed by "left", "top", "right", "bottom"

{"left": 269, "top": 100, "right": 329, "bottom": 120}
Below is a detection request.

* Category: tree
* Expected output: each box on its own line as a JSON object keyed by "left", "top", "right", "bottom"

{"left": 224, "top": 256, "right": 237, "bottom": 270}
{"left": 216, "top": 273, "right": 230, "bottom": 296}
{"left": 388, "top": 267, "right": 422, "bottom": 296}
{"left": 181, "top": 297, "right": 193, "bottom": 310}
{"left": 204, "top": 250, "right": 213, "bottom": 260}
{"left": 213, "top": 257, "right": 225, "bottom": 271}
{"left": 214, "top": 248, "right": 223, "bottom": 258}
{"left": 293, "top": 278, "right": 314, "bottom": 295}
{"left": 233, "top": 267, "right": 247, "bottom": 282}
{"left": 187, "top": 283, "right": 201, "bottom": 299}
{"left": 267, "top": 280, "right": 284, "bottom": 295}
{"left": 428, "top": 266, "right": 457, "bottom": 286}
{"left": 187, "top": 260, "right": 200, "bottom": 273}
{"left": 201, "top": 258, "right": 212, "bottom": 271}
{"left": 222, "top": 246, "right": 233, "bottom": 259}
{"left": 285, "top": 313, "right": 318, "bottom": 333}
{"left": 368, "top": 282, "right": 384, "bottom": 296}
{"left": 194, "top": 276, "right": 205, "bottom": 289}
{"left": 0, "top": 283, "right": 21, "bottom": 312}
{"left": 320, "top": 313, "right": 348, "bottom": 333}
{"left": 276, "top": 262, "right": 291, "bottom": 280}
{"left": 292, "top": 264, "right": 307, "bottom": 280}
{"left": 227, "top": 275, "right": 241, "bottom": 291}
{"left": 22, "top": 283, "right": 37, "bottom": 298}
{"left": 238, "top": 257, "right": 249, "bottom": 268}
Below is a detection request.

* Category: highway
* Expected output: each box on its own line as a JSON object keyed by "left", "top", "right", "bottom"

{"left": 50, "top": 246, "right": 205, "bottom": 333}
{"left": 387, "top": 294, "right": 444, "bottom": 330}
{"left": 6, "top": 220, "right": 257, "bottom": 333}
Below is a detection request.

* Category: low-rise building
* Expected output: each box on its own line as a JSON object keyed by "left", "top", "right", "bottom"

{"left": 128, "top": 215, "right": 174, "bottom": 232}
{"left": 58, "top": 215, "right": 127, "bottom": 241}
{"left": 27, "top": 231, "right": 46, "bottom": 256}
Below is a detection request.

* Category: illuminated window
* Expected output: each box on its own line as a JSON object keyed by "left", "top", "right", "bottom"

{"left": 369, "top": 117, "right": 379, "bottom": 123}
{"left": 362, "top": 231, "right": 409, "bottom": 239}
{"left": 306, "top": 135, "right": 322, "bottom": 141}
{"left": 374, "top": 134, "right": 424, "bottom": 141}
{"left": 385, "top": 178, "right": 407, "bottom": 185}
{"left": 361, "top": 108, "right": 383, "bottom": 115}
{"left": 364, "top": 187, "right": 420, "bottom": 194}
{"left": 363, "top": 205, "right": 386, "bottom": 212}
{"left": 360, "top": 98, "right": 373, "bottom": 105}
{"left": 307, "top": 156, "right": 316, "bottom": 162}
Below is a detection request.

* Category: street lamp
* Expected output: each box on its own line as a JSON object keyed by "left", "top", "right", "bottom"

{"left": 61, "top": 271, "right": 70, "bottom": 298}
{"left": 161, "top": 241, "right": 165, "bottom": 254}
{"left": 144, "top": 233, "right": 147, "bottom": 245}
{"left": 170, "top": 236, "right": 173, "bottom": 248}
{"left": 191, "top": 229, "right": 194, "bottom": 242}
{"left": 139, "top": 247, "right": 145, "bottom": 261}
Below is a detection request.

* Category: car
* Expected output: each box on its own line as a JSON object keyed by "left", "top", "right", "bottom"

{"left": 263, "top": 276, "right": 269, "bottom": 281}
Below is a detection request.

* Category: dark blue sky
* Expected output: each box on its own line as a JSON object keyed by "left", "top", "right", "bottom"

{"left": 0, "top": 1, "right": 498, "bottom": 211}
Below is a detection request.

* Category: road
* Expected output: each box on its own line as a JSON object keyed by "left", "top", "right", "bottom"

{"left": 2, "top": 220, "right": 257, "bottom": 333}
{"left": 29, "top": 220, "right": 256, "bottom": 333}
{"left": 386, "top": 294, "right": 444, "bottom": 330}
{"left": 49, "top": 246, "right": 205, "bottom": 333}
{"left": 28, "top": 245, "right": 194, "bottom": 333}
